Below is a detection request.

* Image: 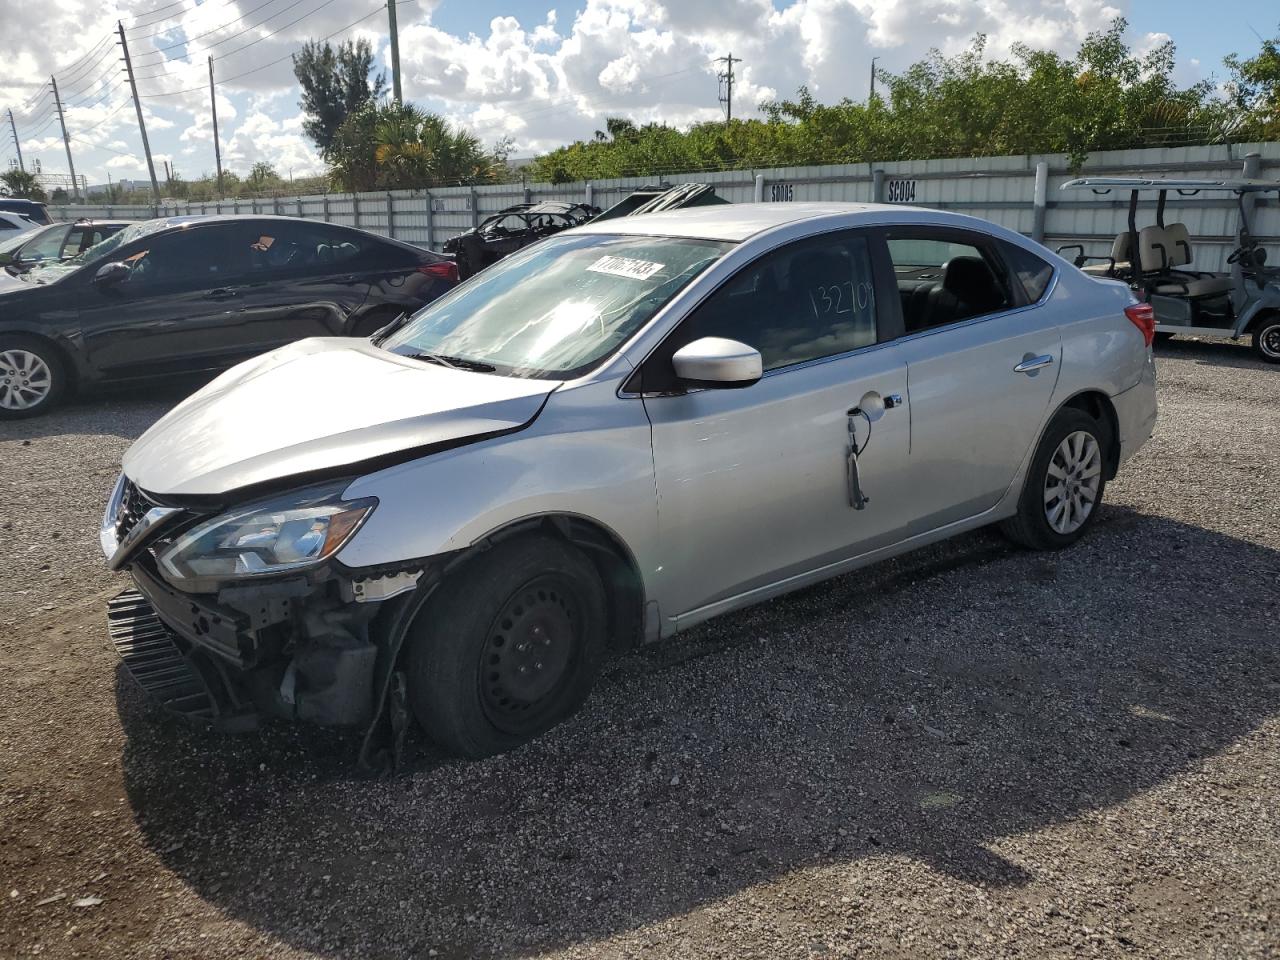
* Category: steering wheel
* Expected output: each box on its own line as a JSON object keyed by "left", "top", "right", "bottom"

{"left": 1227, "top": 245, "right": 1250, "bottom": 265}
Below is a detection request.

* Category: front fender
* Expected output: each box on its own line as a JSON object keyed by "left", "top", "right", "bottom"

{"left": 335, "top": 377, "right": 660, "bottom": 602}
{"left": 1234, "top": 282, "right": 1280, "bottom": 337}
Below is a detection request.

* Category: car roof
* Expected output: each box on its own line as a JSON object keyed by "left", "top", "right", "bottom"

{"left": 571, "top": 201, "right": 956, "bottom": 242}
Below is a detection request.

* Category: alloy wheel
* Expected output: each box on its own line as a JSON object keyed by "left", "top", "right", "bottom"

{"left": 1044, "top": 430, "right": 1102, "bottom": 535}
{"left": 0, "top": 350, "right": 52, "bottom": 411}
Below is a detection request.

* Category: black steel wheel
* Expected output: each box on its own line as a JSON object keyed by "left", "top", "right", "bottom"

{"left": 406, "top": 535, "right": 606, "bottom": 758}
{"left": 478, "top": 574, "right": 583, "bottom": 734}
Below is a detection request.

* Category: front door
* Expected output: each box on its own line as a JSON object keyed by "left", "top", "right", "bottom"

{"left": 80, "top": 224, "right": 259, "bottom": 379}
{"left": 639, "top": 230, "right": 914, "bottom": 626}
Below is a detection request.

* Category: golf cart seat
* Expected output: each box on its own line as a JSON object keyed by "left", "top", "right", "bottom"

{"left": 1138, "top": 225, "right": 1234, "bottom": 297}
{"left": 1081, "top": 232, "right": 1132, "bottom": 277}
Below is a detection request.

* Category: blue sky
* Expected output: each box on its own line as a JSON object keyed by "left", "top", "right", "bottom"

{"left": 0, "top": 0, "right": 1275, "bottom": 189}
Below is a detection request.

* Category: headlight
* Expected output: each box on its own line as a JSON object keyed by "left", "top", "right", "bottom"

{"left": 158, "top": 483, "right": 376, "bottom": 582}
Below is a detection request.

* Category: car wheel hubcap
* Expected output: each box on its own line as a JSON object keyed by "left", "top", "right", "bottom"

{"left": 0, "top": 350, "right": 52, "bottom": 411}
{"left": 1044, "top": 430, "right": 1101, "bottom": 535}
{"left": 1261, "top": 325, "right": 1280, "bottom": 359}
{"left": 480, "top": 576, "right": 579, "bottom": 732}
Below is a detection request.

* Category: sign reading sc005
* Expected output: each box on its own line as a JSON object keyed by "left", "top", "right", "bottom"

{"left": 770, "top": 183, "right": 795, "bottom": 202}
{"left": 886, "top": 179, "right": 917, "bottom": 203}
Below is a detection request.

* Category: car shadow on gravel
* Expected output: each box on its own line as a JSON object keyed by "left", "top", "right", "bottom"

{"left": 116, "top": 506, "right": 1280, "bottom": 959}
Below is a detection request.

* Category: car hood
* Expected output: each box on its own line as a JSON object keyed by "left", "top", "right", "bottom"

{"left": 124, "top": 338, "right": 559, "bottom": 499}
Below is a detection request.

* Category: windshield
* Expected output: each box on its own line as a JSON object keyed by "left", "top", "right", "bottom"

{"left": 24, "top": 218, "right": 172, "bottom": 284}
{"left": 383, "top": 233, "right": 732, "bottom": 379}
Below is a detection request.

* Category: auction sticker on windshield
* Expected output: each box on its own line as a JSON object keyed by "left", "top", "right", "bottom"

{"left": 587, "top": 256, "right": 665, "bottom": 281}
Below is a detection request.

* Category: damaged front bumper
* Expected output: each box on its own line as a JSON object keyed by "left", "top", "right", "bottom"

{"left": 101, "top": 477, "right": 442, "bottom": 767}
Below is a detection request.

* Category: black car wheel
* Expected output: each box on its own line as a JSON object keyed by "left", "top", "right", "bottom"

{"left": 406, "top": 535, "right": 607, "bottom": 758}
{"left": 0, "top": 336, "right": 67, "bottom": 419}
{"left": 1252, "top": 314, "right": 1280, "bottom": 364}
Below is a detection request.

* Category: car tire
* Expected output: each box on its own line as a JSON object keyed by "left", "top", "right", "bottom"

{"left": 1251, "top": 314, "right": 1280, "bottom": 364}
{"left": 0, "top": 335, "right": 67, "bottom": 419}
{"left": 406, "top": 535, "right": 607, "bottom": 758}
{"left": 1154, "top": 331, "right": 1176, "bottom": 343}
{"left": 1000, "top": 408, "right": 1108, "bottom": 551}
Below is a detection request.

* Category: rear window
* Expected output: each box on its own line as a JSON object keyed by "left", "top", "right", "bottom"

{"left": 1001, "top": 241, "right": 1055, "bottom": 303}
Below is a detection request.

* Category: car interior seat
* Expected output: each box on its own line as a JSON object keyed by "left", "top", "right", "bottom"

{"left": 913, "top": 256, "right": 1006, "bottom": 331}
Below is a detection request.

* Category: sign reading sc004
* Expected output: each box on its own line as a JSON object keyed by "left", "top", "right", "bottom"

{"left": 886, "top": 179, "right": 917, "bottom": 203}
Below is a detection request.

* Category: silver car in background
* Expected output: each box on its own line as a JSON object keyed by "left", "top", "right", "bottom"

{"left": 100, "top": 203, "right": 1157, "bottom": 764}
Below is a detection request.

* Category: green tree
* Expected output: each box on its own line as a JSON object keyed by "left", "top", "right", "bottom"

{"left": 0, "top": 169, "right": 46, "bottom": 201}
{"left": 326, "top": 102, "right": 499, "bottom": 191}
{"left": 528, "top": 17, "right": 1247, "bottom": 181}
{"left": 293, "top": 38, "right": 387, "bottom": 153}
{"left": 1225, "top": 24, "right": 1280, "bottom": 139}
{"left": 246, "top": 160, "right": 281, "bottom": 193}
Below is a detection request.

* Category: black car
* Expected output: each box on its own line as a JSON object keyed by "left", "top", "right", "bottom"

{"left": 0, "top": 199, "right": 52, "bottom": 225}
{"left": 0, "top": 215, "right": 458, "bottom": 419}
{"left": 444, "top": 201, "right": 599, "bottom": 279}
{"left": 0, "top": 219, "right": 132, "bottom": 275}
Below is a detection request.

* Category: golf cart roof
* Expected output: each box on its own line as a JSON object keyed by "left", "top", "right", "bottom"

{"left": 1061, "top": 176, "right": 1280, "bottom": 194}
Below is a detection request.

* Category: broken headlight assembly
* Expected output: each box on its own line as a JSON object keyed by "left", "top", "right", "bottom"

{"left": 158, "top": 483, "right": 377, "bottom": 582}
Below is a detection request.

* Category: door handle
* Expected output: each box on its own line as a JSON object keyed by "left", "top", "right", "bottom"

{"left": 205, "top": 288, "right": 239, "bottom": 301}
{"left": 1013, "top": 354, "right": 1054, "bottom": 374}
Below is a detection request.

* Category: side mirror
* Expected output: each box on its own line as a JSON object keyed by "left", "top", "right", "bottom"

{"left": 93, "top": 261, "right": 130, "bottom": 286}
{"left": 671, "top": 336, "right": 763, "bottom": 389}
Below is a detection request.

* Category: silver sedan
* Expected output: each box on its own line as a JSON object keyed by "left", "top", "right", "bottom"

{"left": 102, "top": 203, "right": 1157, "bottom": 762}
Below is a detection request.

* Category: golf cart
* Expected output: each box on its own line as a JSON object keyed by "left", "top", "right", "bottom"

{"left": 1058, "top": 176, "right": 1280, "bottom": 362}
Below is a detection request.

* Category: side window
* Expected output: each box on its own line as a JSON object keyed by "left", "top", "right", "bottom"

{"left": 237, "top": 223, "right": 372, "bottom": 277}
{"left": 999, "top": 240, "right": 1054, "bottom": 303}
{"left": 677, "top": 233, "right": 879, "bottom": 373}
{"left": 886, "top": 233, "right": 1012, "bottom": 334}
{"left": 121, "top": 226, "right": 243, "bottom": 290}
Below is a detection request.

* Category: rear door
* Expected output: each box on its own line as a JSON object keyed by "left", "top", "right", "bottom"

{"left": 229, "top": 220, "right": 380, "bottom": 345}
{"left": 640, "top": 229, "right": 915, "bottom": 624}
{"left": 876, "top": 227, "right": 1061, "bottom": 534}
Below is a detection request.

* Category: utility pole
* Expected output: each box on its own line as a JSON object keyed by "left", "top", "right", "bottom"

{"left": 50, "top": 77, "right": 81, "bottom": 201}
{"left": 387, "top": 0, "right": 403, "bottom": 103}
{"left": 119, "top": 20, "right": 161, "bottom": 202}
{"left": 869, "top": 57, "right": 879, "bottom": 101}
{"left": 715, "top": 52, "right": 742, "bottom": 121}
{"left": 7, "top": 109, "right": 24, "bottom": 172}
{"left": 208, "top": 56, "right": 224, "bottom": 198}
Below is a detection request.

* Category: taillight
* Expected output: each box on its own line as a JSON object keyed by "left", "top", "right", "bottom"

{"left": 418, "top": 260, "right": 459, "bottom": 283}
{"left": 1124, "top": 302, "right": 1156, "bottom": 347}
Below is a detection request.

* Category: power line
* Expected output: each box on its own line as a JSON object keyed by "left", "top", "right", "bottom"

{"left": 64, "top": 78, "right": 132, "bottom": 111}
{"left": 126, "top": 0, "right": 209, "bottom": 31}
{"left": 56, "top": 35, "right": 118, "bottom": 90}
{"left": 138, "top": 3, "right": 384, "bottom": 97}
{"left": 132, "top": 0, "right": 313, "bottom": 60}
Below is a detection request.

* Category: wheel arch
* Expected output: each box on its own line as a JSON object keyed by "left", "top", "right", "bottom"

{"left": 458, "top": 512, "right": 647, "bottom": 653}
{"left": 1058, "top": 389, "right": 1121, "bottom": 480}
{"left": 0, "top": 329, "right": 80, "bottom": 391}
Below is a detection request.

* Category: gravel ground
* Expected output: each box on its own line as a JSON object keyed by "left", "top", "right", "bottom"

{"left": 1, "top": 339, "right": 1278, "bottom": 960}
